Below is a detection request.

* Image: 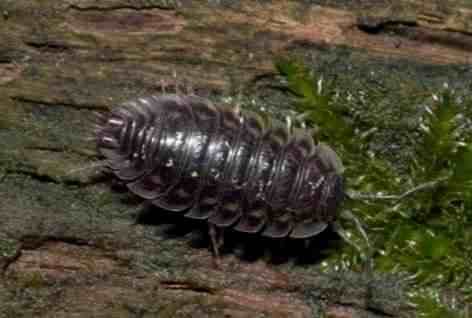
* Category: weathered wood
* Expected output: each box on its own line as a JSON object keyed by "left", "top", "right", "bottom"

{"left": 1, "top": 0, "right": 471, "bottom": 317}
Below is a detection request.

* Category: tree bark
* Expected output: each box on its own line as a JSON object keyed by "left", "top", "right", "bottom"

{"left": 1, "top": 0, "right": 471, "bottom": 317}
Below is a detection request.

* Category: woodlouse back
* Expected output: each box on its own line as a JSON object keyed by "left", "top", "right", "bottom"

{"left": 95, "top": 93, "right": 344, "bottom": 241}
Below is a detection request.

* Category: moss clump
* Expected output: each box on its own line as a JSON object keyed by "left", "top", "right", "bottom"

{"left": 0, "top": 237, "right": 18, "bottom": 258}
{"left": 275, "top": 58, "right": 472, "bottom": 317}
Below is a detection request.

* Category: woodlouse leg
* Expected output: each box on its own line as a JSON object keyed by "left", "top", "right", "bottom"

{"left": 303, "top": 238, "right": 311, "bottom": 250}
{"left": 285, "top": 115, "right": 293, "bottom": 134}
{"left": 209, "top": 224, "right": 224, "bottom": 267}
{"left": 233, "top": 90, "right": 243, "bottom": 116}
{"left": 160, "top": 79, "right": 167, "bottom": 94}
{"left": 131, "top": 201, "right": 152, "bottom": 225}
{"left": 172, "top": 69, "right": 180, "bottom": 95}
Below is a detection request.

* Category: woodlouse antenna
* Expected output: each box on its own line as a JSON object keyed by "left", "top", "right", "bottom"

{"left": 84, "top": 111, "right": 108, "bottom": 137}
{"left": 91, "top": 111, "right": 107, "bottom": 124}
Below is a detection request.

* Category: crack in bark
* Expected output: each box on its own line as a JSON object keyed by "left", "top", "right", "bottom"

{"left": 20, "top": 235, "right": 92, "bottom": 250}
{"left": 356, "top": 17, "right": 472, "bottom": 51}
{"left": 24, "top": 41, "right": 71, "bottom": 53}
{"left": 11, "top": 96, "right": 109, "bottom": 110}
{"left": 1, "top": 248, "right": 22, "bottom": 276}
{"left": 23, "top": 145, "right": 99, "bottom": 159}
{"left": 4, "top": 168, "right": 61, "bottom": 184}
{"left": 160, "top": 279, "right": 217, "bottom": 294}
{"left": 357, "top": 19, "right": 418, "bottom": 35}
{"left": 3, "top": 168, "right": 108, "bottom": 190}
{"left": 68, "top": 3, "right": 177, "bottom": 12}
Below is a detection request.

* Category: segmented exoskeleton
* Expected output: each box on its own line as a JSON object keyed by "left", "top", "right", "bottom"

{"left": 94, "top": 93, "right": 345, "bottom": 259}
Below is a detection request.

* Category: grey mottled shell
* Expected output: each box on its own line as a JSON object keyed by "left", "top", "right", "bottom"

{"left": 95, "top": 94, "right": 344, "bottom": 239}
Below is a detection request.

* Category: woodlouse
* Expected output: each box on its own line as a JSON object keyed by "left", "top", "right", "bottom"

{"left": 94, "top": 93, "right": 345, "bottom": 259}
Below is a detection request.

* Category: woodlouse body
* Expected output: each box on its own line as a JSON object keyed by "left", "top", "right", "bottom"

{"left": 95, "top": 93, "right": 344, "bottom": 252}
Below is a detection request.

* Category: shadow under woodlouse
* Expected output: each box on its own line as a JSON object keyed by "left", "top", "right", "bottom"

{"left": 135, "top": 202, "right": 342, "bottom": 265}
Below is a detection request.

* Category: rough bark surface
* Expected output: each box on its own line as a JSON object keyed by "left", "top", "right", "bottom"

{"left": 1, "top": 0, "right": 471, "bottom": 317}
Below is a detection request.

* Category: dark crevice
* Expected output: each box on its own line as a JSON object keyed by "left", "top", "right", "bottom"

{"left": 357, "top": 19, "right": 472, "bottom": 51}
{"left": 328, "top": 302, "right": 395, "bottom": 318}
{"left": 327, "top": 299, "right": 397, "bottom": 318}
{"left": 365, "top": 305, "right": 396, "bottom": 318}
{"left": 357, "top": 19, "right": 418, "bottom": 35}
{"left": 1, "top": 248, "right": 22, "bottom": 276}
{"left": 24, "top": 145, "right": 68, "bottom": 154}
{"left": 68, "top": 4, "right": 177, "bottom": 12}
{"left": 24, "top": 41, "right": 71, "bottom": 53}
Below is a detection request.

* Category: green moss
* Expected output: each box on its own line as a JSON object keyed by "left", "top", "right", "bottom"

{"left": 412, "top": 291, "right": 470, "bottom": 318}
{"left": 0, "top": 236, "right": 19, "bottom": 260}
{"left": 13, "top": 272, "right": 48, "bottom": 289}
{"left": 275, "top": 57, "right": 472, "bottom": 317}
